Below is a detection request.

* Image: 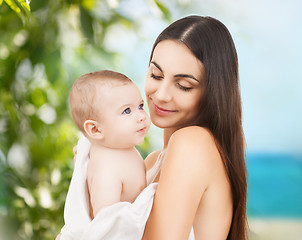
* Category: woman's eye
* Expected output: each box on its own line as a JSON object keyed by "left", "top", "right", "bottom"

{"left": 138, "top": 103, "right": 144, "bottom": 110}
{"left": 151, "top": 73, "right": 162, "bottom": 80}
{"left": 177, "top": 83, "right": 192, "bottom": 92}
{"left": 122, "top": 108, "right": 131, "bottom": 114}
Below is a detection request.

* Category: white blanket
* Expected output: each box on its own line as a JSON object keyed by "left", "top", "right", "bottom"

{"left": 60, "top": 136, "right": 195, "bottom": 240}
{"left": 60, "top": 136, "right": 157, "bottom": 240}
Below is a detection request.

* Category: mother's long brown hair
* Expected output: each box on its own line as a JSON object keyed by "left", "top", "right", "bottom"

{"left": 149, "top": 16, "right": 248, "bottom": 239}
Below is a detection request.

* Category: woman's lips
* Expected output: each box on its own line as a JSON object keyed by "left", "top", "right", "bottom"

{"left": 152, "top": 102, "right": 178, "bottom": 116}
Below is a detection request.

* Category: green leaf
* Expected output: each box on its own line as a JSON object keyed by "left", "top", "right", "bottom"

{"left": 4, "top": 0, "right": 21, "bottom": 14}
{"left": 43, "top": 50, "right": 61, "bottom": 84}
{"left": 4, "top": 0, "right": 31, "bottom": 23}
{"left": 154, "top": 0, "right": 171, "bottom": 21}
{"left": 17, "top": 0, "right": 30, "bottom": 11}
{"left": 79, "top": 6, "right": 94, "bottom": 43}
{"left": 0, "top": 0, "right": 3, "bottom": 6}
{"left": 81, "top": 0, "right": 96, "bottom": 11}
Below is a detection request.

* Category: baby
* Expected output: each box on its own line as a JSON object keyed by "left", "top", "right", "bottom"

{"left": 69, "top": 70, "right": 150, "bottom": 219}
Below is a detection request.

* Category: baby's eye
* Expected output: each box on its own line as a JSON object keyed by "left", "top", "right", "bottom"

{"left": 122, "top": 108, "right": 131, "bottom": 114}
{"left": 138, "top": 103, "right": 144, "bottom": 110}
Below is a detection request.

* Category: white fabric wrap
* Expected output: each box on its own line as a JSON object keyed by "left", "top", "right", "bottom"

{"left": 59, "top": 135, "right": 194, "bottom": 240}
{"left": 59, "top": 136, "right": 157, "bottom": 240}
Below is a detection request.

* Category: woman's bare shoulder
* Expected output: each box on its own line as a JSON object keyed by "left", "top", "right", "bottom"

{"left": 167, "top": 126, "right": 221, "bottom": 173}
{"left": 144, "top": 149, "right": 162, "bottom": 171}
{"left": 172, "top": 126, "right": 214, "bottom": 143}
{"left": 170, "top": 126, "right": 218, "bottom": 154}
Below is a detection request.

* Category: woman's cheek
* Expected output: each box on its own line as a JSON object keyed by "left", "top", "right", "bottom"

{"left": 144, "top": 77, "right": 153, "bottom": 96}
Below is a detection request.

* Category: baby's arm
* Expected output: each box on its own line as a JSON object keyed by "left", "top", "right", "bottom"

{"left": 88, "top": 161, "right": 123, "bottom": 218}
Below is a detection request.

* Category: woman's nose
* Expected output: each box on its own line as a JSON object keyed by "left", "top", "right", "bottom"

{"left": 154, "top": 80, "right": 172, "bottom": 102}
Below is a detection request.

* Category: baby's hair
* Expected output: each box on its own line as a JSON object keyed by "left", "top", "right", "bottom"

{"left": 69, "top": 70, "right": 132, "bottom": 133}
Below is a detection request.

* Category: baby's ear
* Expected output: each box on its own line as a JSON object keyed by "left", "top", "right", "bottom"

{"left": 83, "top": 120, "right": 103, "bottom": 140}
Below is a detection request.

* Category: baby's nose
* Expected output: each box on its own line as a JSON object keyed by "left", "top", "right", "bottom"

{"left": 137, "top": 111, "right": 146, "bottom": 122}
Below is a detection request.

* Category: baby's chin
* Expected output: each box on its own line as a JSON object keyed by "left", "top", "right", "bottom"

{"left": 134, "top": 134, "right": 149, "bottom": 147}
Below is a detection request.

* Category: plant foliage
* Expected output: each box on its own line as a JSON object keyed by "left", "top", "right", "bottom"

{"left": 0, "top": 0, "right": 170, "bottom": 239}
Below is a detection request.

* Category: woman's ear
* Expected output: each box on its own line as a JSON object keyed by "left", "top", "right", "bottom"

{"left": 83, "top": 120, "right": 103, "bottom": 140}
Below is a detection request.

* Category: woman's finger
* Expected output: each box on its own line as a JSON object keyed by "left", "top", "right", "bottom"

{"left": 73, "top": 145, "right": 77, "bottom": 162}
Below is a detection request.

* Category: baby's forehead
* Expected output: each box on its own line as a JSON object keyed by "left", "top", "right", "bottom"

{"left": 96, "top": 77, "right": 131, "bottom": 87}
{"left": 95, "top": 80, "right": 132, "bottom": 93}
{"left": 95, "top": 82, "right": 141, "bottom": 111}
{"left": 94, "top": 80, "right": 135, "bottom": 99}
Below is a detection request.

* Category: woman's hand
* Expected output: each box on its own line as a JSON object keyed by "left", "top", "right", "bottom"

{"left": 73, "top": 144, "right": 90, "bottom": 162}
{"left": 73, "top": 145, "right": 77, "bottom": 162}
{"left": 55, "top": 233, "right": 62, "bottom": 240}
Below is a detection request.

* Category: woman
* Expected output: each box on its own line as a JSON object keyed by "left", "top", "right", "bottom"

{"left": 62, "top": 15, "right": 247, "bottom": 240}
{"left": 142, "top": 16, "right": 247, "bottom": 239}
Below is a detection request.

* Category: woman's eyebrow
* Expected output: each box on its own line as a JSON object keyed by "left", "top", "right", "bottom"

{"left": 151, "top": 61, "right": 200, "bottom": 83}
{"left": 174, "top": 74, "right": 200, "bottom": 83}
{"left": 150, "top": 61, "right": 163, "bottom": 73}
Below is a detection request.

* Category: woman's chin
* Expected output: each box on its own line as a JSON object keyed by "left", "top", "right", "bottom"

{"left": 150, "top": 120, "right": 168, "bottom": 129}
{"left": 150, "top": 119, "right": 178, "bottom": 130}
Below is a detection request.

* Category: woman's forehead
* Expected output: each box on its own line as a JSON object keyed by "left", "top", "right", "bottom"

{"left": 151, "top": 40, "right": 205, "bottom": 80}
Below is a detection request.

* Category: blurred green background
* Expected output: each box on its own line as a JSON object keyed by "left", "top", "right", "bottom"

{"left": 0, "top": 0, "right": 166, "bottom": 239}
{"left": 1, "top": 0, "right": 301, "bottom": 240}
